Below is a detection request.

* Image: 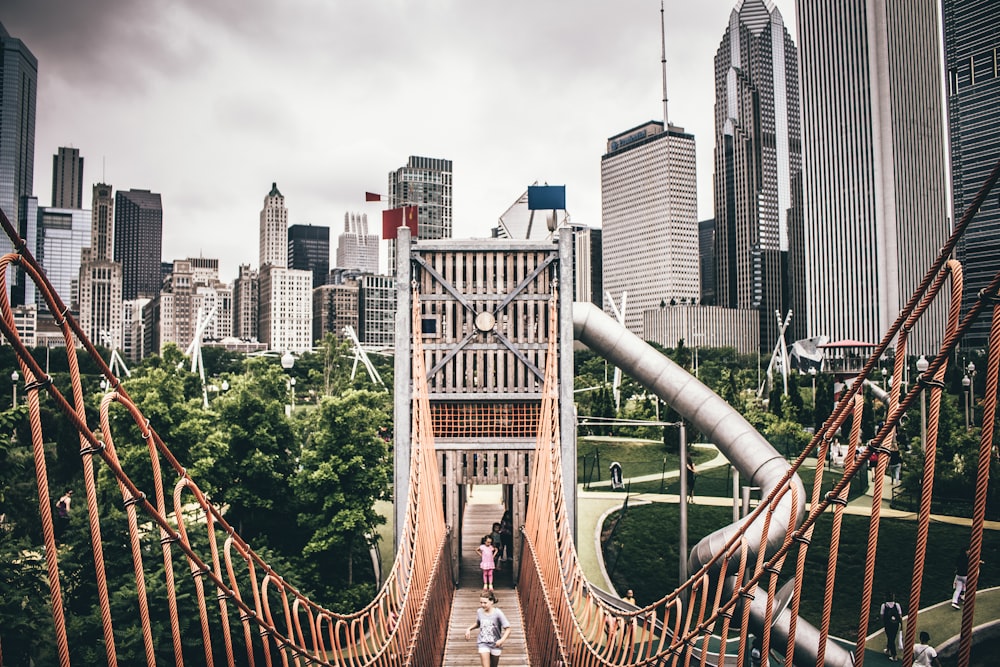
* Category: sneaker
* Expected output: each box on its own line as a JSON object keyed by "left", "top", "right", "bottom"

{"left": 951, "top": 603, "right": 960, "bottom": 609}
{"left": 884, "top": 649, "right": 891, "bottom": 655}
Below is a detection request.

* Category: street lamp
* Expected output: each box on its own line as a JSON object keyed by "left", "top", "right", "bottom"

{"left": 967, "top": 362, "right": 977, "bottom": 428}
{"left": 809, "top": 366, "right": 817, "bottom": 413}
{"left": 962, "top": 375, "right": 971, "bottom": 430}
{"left": 11, "top": 370, "right": 19, "bottom": 408}
{"left": 916, "top": 355, "right": 930, "bottom": 450}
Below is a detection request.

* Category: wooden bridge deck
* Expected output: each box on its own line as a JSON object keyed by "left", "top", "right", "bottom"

{"left": 442, "top": 492, "right": 529, "bottom": 666}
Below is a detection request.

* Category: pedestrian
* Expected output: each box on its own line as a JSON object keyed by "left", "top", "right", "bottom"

{"left": 879, "top": 591, "right": 903, "bottom": 662}
{"left": 749, "top": 633, "right": 763, "bottom": 666}
{"left": 888, "top": 448, "right": 902, "bottom": 485}
{"left": 686, "top": 460, "right": 696, "bottom": 502}
{"left": 490, "top": 522, "right": 504, "bottom": 562}
{"left": 622, "top": 589, "right": 636, "bottom": 605}
{"left": 465, "top": 590, "right": 511, "bottom": 667}
{"left": 56, "top": 489, "right": 73, "bottom": 518}
{"left": 912, "top": 631, "right": 942, "bottom": 667}
{"left": 499, "top": 510, "right": 513, "bottom": 562}
{"left": 952, "top": 546, "right": 970, "bottom": 609}
{"left": 477, "top": 535, "right": 498, "bottom": 590}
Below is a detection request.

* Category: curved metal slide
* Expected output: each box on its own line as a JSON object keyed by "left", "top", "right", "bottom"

{"left": 573, "top": 302, "right": 854, "bottom": 667}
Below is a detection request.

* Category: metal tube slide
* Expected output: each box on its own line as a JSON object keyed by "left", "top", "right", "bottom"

{"left": 573, "top": 302, "right": 853, "bottom": 666}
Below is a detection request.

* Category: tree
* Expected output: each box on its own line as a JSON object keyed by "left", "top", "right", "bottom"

{"left": 291, "top": 389, "right": 392, "bottom": 608}
{"left": 207, "top": 359, "right": 299, "bottom": 550}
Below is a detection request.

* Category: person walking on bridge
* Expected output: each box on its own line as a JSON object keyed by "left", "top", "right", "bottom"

{"left": 465, "top": 590, "right": 511, "bottom": 667}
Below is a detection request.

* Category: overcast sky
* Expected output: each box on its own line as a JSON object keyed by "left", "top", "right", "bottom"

{"left": 4, "top": 0, "right": 796, "bottom": 280}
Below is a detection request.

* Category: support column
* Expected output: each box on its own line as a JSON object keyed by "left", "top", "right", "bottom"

{"left": 558, "top": 227, "right": 577, "bottom": 544}
{"left": 393, "top": 227, "right": 412, "bottom": 554}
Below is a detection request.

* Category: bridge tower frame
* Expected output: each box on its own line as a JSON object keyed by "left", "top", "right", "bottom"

{"left": 393, "top": 227, "right": 577, "bottom": 582}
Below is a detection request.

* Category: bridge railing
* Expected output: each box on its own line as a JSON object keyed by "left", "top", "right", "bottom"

{"left": 518, "top": 161, "right": 1000, "bottom": 667}
{"left": 0, "top": 209, "right": 452, "bottom": 666}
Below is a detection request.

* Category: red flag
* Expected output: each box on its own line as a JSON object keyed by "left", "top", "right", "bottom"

{"left": 382, "top": 206, "right": 419, "bottom": 239}
{"left": 365, "top": 192, "right": 383, "bottom": 202}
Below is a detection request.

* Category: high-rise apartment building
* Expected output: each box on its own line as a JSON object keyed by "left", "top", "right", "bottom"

{"left": 36, "top": 205, "right": 91, "bottom": 312}
{"left": 259, "top": 266, "right": 313, "bottom": 353}
{"left": 256, "top": 183, "right": 312, "bottom": 351}
{"left": 52, "top": 147, "right": 84, "bottom": 209}
{"left": 797, "top": 0, "right": 949, "bottom": 349}
{"left": 232, "top": 264, "right": 259, "bottom": 341}
{"left": 78, "top": 183, "right": 123, "bottom": 346}
{"left": 713, "top": 0, "right": 805, "bottom": 351}
{"left": 260, "top": 183, "right": 288, "bottom": 268}
{"left": 943, "top": 0, "right": 1000, "bottom": 351}
{"left": 0, "top": 22, "right": 37, "bottom": 306}
{"left": 388, "top": 156, "right": 452, "bottom": 270}
{"left": 358, "top": 274, "right": 396, "bottom": 350}
{"left": 313, "top": 279, "right": 359, "bottom": 343}
{"left": 336, "top": 212, "right": 379, "bottom": 274}
{"left": 601, "top": 121, "right": 699, "bottom": 333}
{"left": 288, "top": 223, "right": 330, "bottom": 288}
{"left": 114, "top": 189, "right": 163, "bottom": 300}
{"left": 148, "top": 257, "right": 233, "bottom": 355}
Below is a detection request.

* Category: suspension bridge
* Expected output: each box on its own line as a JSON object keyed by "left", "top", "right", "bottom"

{"left": 1, "top": 160, "right": 999, "bottom": 666}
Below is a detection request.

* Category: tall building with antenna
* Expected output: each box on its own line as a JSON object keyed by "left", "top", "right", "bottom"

{"left": 713, "top": 0, "right": 805, "bottom": 351}
{"left": 600, "top": 1, "right": 699, "bottom": 335}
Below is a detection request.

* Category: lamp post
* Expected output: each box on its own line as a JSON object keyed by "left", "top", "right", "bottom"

{"left": 962, "top": 375, "right": 971, "bottom": 430}
{"left": 916, "top": 355, "right": 929, "bottom": 450}
{"left": 677, "top": 421, "right": 689, "bottom": 584}
{"left": 967, "top": 361, "right": 976, "bottom": 428}
{"left": 11, "top": 370, "right": 19, "bottom": 408}
{"left": 809, "top": 366, "right": 816, "bottom": 412}
{"left": 281, "top": 351, "right": 295, "bottom": 417}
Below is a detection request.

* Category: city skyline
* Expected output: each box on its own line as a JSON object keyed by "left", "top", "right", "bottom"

{"left": 2, "top": 0, "right": 796, "bottom": 281}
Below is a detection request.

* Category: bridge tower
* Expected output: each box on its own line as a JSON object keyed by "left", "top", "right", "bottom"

{"left": 393, "top": 227, "right": 577, "bottom": 582}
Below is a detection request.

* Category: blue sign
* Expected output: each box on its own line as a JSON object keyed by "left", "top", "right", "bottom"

{"left": 527, "top": 185, "right": 566, "bottom": 211}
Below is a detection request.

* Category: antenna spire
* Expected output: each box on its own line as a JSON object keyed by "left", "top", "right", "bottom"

{"left": 660, "top": 0, "right": 669, "bottom": 126}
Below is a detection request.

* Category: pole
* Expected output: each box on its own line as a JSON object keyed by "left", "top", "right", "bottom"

{"left": 920, "top": 391, "right": 927, "bottom": 452}
{"left": 678, "top": 422, "right": 688, "bottom": 584}
{"left": 732, "top": 466, "right": 740, "bottom": 523}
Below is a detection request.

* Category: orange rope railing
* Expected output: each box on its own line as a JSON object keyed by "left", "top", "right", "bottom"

{"left": 0, "top": 209, "right": 453, "bottom": 666}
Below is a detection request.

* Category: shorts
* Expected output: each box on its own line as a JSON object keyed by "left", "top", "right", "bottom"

{"left": 478, "top": 643, "right": 501, "bottom": 656}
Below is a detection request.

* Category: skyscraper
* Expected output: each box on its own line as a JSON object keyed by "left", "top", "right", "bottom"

{"left": 387, "top": 156, "right": 452, "bottom": 270}
{"left": 943, "top": 0, "right": 1000, "bottom": 351}
{"left": 232, "top": 264, "right": 259, "bottom": 341}
{"left": 256, "top": 183, "right": 312, "bottom": 351}
{"left": 601, "top": 121, "right": 699, "bottom": 334}
{"left": 260, "top": 182, "right": 288, "bottom": 268}
{"left": 288, "top": 223, "right": 330, "bottom": 288}
{"left": 0, "top": 22, "right": 37, "bottom": 305}
{"left": 114, "top": 189, "right": 163, "bottom": 300}
{"left": 797, "top": 0, "right": 949, "bottom": 350}
{"left": 713, "top": 0, "right": 805, "bottom": 350}
{"left": 52, "top": 147, "right": 84, "bottom": 209}
{"left": 336, "top": 212, "right": 379, "bottom": 274}
{"left": 78, "top": 183, "right": 123, "bottom": 346}
{"left": 36, "top": 205, "right": 91, "bottom": 312}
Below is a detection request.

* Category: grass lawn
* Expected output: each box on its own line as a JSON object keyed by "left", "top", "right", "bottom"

{"left": 577, "top": 437, "right": 717, "bottom": 486}
{"left": 603, "top": 503, "right": 1000, "bottom": 639}
{"left": 629, "top": 459, "right": 869, "bottom": 503}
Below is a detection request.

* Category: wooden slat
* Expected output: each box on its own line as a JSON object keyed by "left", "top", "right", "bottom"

{"left": 442, "top": 502, "right": 528, "bottom": 666}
